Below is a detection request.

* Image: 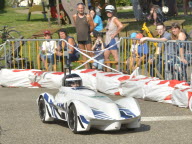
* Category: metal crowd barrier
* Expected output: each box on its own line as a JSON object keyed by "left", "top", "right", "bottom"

{"left": 120, "top": 37, "right": 192, "bottom": 82}
{"left": 0, "top": 38, "right": 192, "bottom": 82}
{"left": 0, "top": 39, "right": 70, "bottom": 71}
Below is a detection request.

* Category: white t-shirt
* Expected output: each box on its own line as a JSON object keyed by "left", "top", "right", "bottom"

{"left": 41, "top": 40, "right": 57, "bottom": 55}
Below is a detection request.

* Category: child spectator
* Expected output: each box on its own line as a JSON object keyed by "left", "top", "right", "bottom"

{"left": 40, "top": 30, "right": 57, "bottom": 71}
{"left": 127, "top": 32, "right": 137, "bottom": 72}
{"left": 91, "top": 33, "right": 105, "bottom": 70}
{"left": 127, "top": 33, "right": 149, "bottom": 72}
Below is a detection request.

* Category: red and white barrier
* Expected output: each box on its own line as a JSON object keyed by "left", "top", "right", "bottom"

{"left": 120, "top": 76, "right": 159, "bottom": 99}
{"left": 189, "top": 96, "right": 192, "bottom": 112}
{"left": 144, "top": 80, "right": 189, "bottom": 104}
{"left": 0, "top": 69, "right": 41, "bottom": 88}
{"left": 172, "top": 86, "right": 192, "bottom": 108}
{"left": 96, "top": 72, "right": 133, "bottom": 95}
{"left": 34, "top": 71, "right": 64, "bottom": 89}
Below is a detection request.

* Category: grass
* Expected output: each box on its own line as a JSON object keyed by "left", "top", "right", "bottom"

{"left": 1, "top": 7, "right": 192, "bottom": 40}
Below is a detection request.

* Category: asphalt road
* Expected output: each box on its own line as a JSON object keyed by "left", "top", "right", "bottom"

{"left": 0, "top": 87, "right": 192, "bottom": 144}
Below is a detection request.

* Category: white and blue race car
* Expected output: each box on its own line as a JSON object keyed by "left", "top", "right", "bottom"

{"left": 37, "top": 73, "right": 141, "bottom": 133}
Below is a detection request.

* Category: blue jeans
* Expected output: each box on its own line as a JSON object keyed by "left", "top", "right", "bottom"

{"left": 40, "top": 54, "right": 54, "bottom": 65}
{"left": 145, "top": 55, "right": 162, "bottom": 78}
{"left": 93, "top": 59, "right": 104, "bottom": 70}
{"left": 166, "top": 55, "right": 187, "bottom": 81}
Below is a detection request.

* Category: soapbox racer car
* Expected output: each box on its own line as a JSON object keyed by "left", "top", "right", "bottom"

{"left": 37, "top": 74, "right": 141, "bottom": 133}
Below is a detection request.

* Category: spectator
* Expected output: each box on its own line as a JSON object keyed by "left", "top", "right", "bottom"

{"left": 54, "top": 28, "right": 79, "bottom": 69}
{"left": 88, "top": 0, "right": 92, "bottom": 10}
{"left": 126, "top": 32, "right": 137, "bottom": 72}
{"left": 140, "top": 23, "right": 171, "bottom": 77}
{"left": 91, "top": 33, "right": 105, "bottom": 71}
{"left": 183, "top": 0, "right": 189, "bottom": 15}
{"left": 94, "top": 1, "right": 102, "bottom": 18}
{"left": 127, "top": 33, "right": 149, "bottom": 72}
{"left": 135, "top": 33, "right": 149, "bottom": 68}
{"left": 73, "top": 3, "right": 94, "bottom": 69}
{"left": 89, "top": 8, "right": 103, "bottom": 37}
{"left": 188, "top": 0, "right": 192, "bottom": 14}
{"left": 147, "top": 3, "right": 162, "bottom": 25}
{"left": 169, "top": 22, "right": 188, "bottom": 80}
{"left": 104, "top": 5, "right": 123, "bottom": 71}
{"left": 40, "top": 30, "right": 57, "bottom": 71}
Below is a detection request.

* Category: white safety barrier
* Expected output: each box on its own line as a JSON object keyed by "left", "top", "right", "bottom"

{"left": 144, "top": 80, "right": 189, "bottom": 104}
{"left": 34, "top": 71, "right": 64, "bottom": 89}
{"left": 0, "top": 69, "right": 41, "bottom": 88}
{"left": 172, "top": 86, "right": 192, "bottom": 108}
{"left": 97, "top": 72, "right": 137, "bottom": 95}
{"left": 120, "top": 76, "right": 159, "bottom": 99}
{"left": 189, "top": 96, "right": 192, "bottom": 112}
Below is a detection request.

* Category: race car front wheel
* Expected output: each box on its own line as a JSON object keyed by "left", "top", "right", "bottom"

{"left": 38, "top": 97, "right": 46, "bottom": 123}
{"left": 67, "top": 104, "right": 78, "bottom": 133}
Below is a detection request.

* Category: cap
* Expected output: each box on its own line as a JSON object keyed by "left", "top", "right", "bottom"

{"left": 44, "top": 30, "right": 51, "bottom": 35}
{"left": 136, "top": 33, "right": 143, "bottom": 39}
{"left": 130, "top": 32, "right": 137, "bottom": 38}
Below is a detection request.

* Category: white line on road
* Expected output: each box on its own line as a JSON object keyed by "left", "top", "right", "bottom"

{"left": 141, "top": 116, "right": 192, "bottom": 122}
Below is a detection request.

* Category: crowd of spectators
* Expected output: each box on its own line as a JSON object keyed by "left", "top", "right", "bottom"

{"left": 39, "top": 2, "right": 123, "bottom": 72}
{"left": 38, "top": 1, "right": 191, "bottom": 81}
{"left": 127, "top": 22, "right": 190, "bottom": 81}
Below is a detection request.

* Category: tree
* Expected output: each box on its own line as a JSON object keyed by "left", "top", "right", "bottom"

{"left": 0, "top": 0, "right": 5, "bottom": 10}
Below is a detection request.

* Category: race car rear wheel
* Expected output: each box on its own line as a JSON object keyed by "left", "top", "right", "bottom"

{"left": 38, "top": 97, "right": 46, "bottom": 123}
{"left": 67, "top": 104, "right": 78, "bottom": 133}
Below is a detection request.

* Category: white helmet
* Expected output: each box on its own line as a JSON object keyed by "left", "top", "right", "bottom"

{"left": 105, "top": 5, "right": 115, "bottom": 12}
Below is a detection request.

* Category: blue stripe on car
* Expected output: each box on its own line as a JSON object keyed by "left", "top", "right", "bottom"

{"left": 44, "top": 93, "right": 53, "bottom": 104}
{"left": 119, "top": 108, "right": 136, "bottom": 119}
{"left": 92, "top": 109, "right": 114, "bottom": 120}
{"left": 80, "top": 115, "right": 89, "bottom": 124}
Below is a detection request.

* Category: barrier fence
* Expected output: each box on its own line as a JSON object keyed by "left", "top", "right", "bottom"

{"left": 0, "top": 38, "right": 191, "bottom": 82}
{"left": 120, "top": 37, "right": 192, "bottom": 82}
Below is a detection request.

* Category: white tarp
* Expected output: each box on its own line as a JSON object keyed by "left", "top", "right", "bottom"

{"left": 34, "top": 71, "right": 64, "bottom": 89}
{"left": 0, "top": 69, "right": 41, "bottom": 88}
{"left": 120, "top": 76, "right": 159, "bottom": 99}
{"left": 144, "top": 80, "right": 189, "bottom": 104}
{"left": 172, "top": 86, "right": 192, "bottom": 108}
{"left": 97, "top": 72, "right": 135, "bottom": 95}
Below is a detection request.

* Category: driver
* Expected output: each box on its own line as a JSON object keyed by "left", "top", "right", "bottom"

{"left": 63, "top": 74, "right": 82, "bottom": 87}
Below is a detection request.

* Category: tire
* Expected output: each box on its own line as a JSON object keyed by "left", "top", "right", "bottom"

{"left": 7, "top": 30, "right": 21, "bottom": 40}
{"left": 38, "top": 97, "right": 46, "bottom": 123}
{"left": 67, "top": 104, "right": 78, "bottom": 133}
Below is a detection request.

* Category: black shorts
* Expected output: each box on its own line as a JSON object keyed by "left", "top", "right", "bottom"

{"left": 78, "top": 36, "right": 92, "bottom": 45}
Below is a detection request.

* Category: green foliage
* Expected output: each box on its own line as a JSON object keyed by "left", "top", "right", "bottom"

{"left": 177, "top": 0, "right": 183, "bottom": 4}
{"left": 116, "top": 0, "right": 131, "bottom": 6}
{"left": 0, "top": 0, "right": 5, "bottom": 10}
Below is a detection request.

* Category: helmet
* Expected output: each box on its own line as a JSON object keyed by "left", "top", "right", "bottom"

{"left": 130, "top": 32, "right": 137, "bottom": 38}
{"left": 63, "top": 74, "right": 82, "bottom": 87}
{"left": 105, "top": 5, "right": 115, "bottom": 12}
{"left": 44, "top": 30, "right": 51, "bottom": 35}
{"left": 136, "top": 33, "right": 143, "bottom": 39}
